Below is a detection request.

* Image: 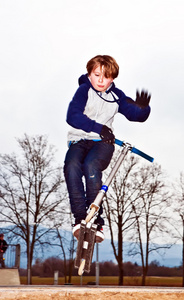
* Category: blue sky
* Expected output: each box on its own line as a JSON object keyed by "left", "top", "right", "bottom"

{"left": 0, "top": 0, "right": 183, "bottom": 180}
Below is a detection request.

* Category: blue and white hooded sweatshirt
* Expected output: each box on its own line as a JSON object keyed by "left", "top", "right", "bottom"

{"left": 66, "top": 74, "right": 150, "bottom": 142}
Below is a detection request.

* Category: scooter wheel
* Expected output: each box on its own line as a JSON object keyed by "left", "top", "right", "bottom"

{"left": 85, "top": 207, "right": 96, "bottom": 223}
{"left": 78, "top": 259, "right": 85, "bottom": 276}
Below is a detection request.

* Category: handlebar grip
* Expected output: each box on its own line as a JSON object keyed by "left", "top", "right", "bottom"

{"left": 131, "top": 147, "right": 154, "bottom": 162}
{"left": 115, "top": 138, "right": 154, "bottom": 162}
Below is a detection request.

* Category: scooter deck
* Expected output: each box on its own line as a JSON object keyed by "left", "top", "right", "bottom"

{"left": 74, "top": 220, "right": 97, "bottom": 273}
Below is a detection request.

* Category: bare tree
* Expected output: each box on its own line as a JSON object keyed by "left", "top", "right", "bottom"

{"left": 0, "top": 134, "right": 67, "bottom": 283}
{"left": 172, "top": 172, "right": 184, "bottom": 286}
{"left": 103, "top": 147, "right": 172, "bottom": 286}
{"left": 129, "top": 163, "right": 172, "bottom": 286}
{"left": 52, "top": 212, "right": 77, "bottom": 284}
{"left": 103, "top": 150, "right": 140, "bottom": 286}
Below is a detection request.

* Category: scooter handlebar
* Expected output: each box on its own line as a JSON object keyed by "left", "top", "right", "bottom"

{"left": 115, "top": 139, "right": 154, "bottom": 163}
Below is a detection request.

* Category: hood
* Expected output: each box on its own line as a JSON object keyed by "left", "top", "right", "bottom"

{"left": 78, "top": 74, "right": 115, "bottom": 94}
{"left": 78, "top": 74, "right": 90, "bottom": 86}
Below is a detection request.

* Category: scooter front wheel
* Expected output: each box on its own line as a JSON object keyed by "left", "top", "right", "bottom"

{"left": 85, "top": 207, "right": 96, "bottom": 223}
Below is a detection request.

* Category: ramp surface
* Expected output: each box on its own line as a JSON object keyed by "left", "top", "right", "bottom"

{"left": 0, "top": 269, "right": 20, "bottom": 286}
{"left": 0, "top": 286, "right": 184, "bottom": 300}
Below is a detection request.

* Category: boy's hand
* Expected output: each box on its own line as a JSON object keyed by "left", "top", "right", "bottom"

{"left": 100, "top": 125, "right": 115, "bottom": 144}
{"left": 135, "top": 90, "right": 151, "bottom": 108}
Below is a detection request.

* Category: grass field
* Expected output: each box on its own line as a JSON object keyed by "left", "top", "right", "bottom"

{"left": 20, "top": 276, "right": 183, "bottom": 287}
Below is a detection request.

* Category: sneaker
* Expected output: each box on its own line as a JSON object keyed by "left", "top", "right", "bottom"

{"left": 73, "top": 222, "right": 105, "bottom": 243}
{"left": 72, "top": 223, "right": 80, "bottom": 240}
{"left": 95, "top": 225, "right": 104, "bottom": 243}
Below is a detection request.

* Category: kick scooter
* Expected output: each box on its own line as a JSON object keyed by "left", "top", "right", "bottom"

{"left": 74, "top": 138, "right": 154, "bottom": 275}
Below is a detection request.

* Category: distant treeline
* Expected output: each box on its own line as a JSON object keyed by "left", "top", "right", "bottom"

{"left": 19, "top": 257, "right": 182, "bottom": 277}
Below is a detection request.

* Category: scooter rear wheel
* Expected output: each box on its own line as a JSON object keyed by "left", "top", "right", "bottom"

{"left": 78, "top": 259, "right": 85, "bottom": 276}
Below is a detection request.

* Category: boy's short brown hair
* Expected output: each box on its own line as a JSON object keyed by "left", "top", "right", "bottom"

{"left": 86, "top": 55, "right": 119, "bottom": 79}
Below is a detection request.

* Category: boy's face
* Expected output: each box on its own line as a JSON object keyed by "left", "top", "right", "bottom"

{"left": 89, "top": 65, "right": 113, "bottom": 92}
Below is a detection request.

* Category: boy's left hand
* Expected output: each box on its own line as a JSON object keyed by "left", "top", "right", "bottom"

{"left": 135, "top": 90, "right": 151, "bottom": 108}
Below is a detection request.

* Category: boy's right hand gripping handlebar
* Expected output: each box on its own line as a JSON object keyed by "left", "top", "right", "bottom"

{"left": 115, "top": 138, "right": 154, "bottom": 162}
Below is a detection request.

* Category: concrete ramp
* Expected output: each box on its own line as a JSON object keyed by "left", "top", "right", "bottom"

{"left": 0, "top": 268, "right": 20, "bottom": 285}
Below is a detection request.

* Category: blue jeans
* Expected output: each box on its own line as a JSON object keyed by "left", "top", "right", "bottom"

{"left": 64, "top": 140, "right": 114, "bottom": 225}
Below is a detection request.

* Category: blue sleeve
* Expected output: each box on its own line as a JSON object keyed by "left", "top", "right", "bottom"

{"left": 116, "top": 89, "right": 151, "bottom": 122}
{"left": 66, "top": 85, "right": 102, "bottom": 134}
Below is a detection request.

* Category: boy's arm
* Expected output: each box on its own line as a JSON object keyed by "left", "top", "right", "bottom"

{"left": 118, "top": 90, "right": 151, "bottom": 122}
{"left": 66, "top": 85, "right": 102, "bottom": 134}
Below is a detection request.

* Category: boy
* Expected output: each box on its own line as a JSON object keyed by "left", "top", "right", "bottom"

{"left": 64, "top": 55, "right": 151, "bottom": 243}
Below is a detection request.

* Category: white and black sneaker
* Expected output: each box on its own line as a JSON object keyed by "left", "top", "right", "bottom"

{"left": 72, "top": 223, "right": 81, "bottom": 240}
{"left": 72, "top": 222, "right": 104, "bottom": 243}
{"left": 95, "top": 225, "right": 104, "bottom": 243}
